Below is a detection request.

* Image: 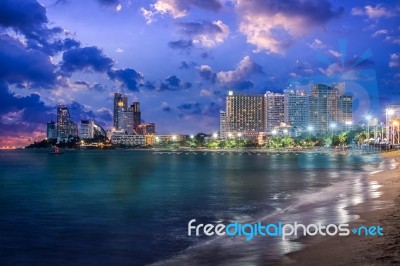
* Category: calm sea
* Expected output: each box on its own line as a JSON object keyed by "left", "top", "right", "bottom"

{"left": 0, "top": 149, "right": 389, "bottom": 265}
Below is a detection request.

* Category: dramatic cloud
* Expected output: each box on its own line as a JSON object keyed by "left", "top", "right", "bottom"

{"left": 175, "top": 20, "right": 229, "bottom": 47}
{"left": 159, "top": 75, "right": 192, "bottom": 91}
{"left": 197, "top": 57, "right": 263, "bottom": 90}
{"left": 308, "top": 39, "right": 326, "bottom": 50}
{"left": 0, "top": 0, "right": 79, "bottom": 55}
{"left": 372, "top": 29, "right": 389, "bottom": 38}
{"left": 0, "top": 81, "right": 51, "bottom": 145}
{"left": 108, "top": 68, "right": 144, "bottom": 91}
{"left": 217, "top": 56, "right": 263, "bottom": 84}
{"left": 200, "top": 89, "right": 212, "bottom": 97}
{"left": 141, "top": 0, "right": 222, "bottom": 23}
{"left": 0, "top": 35, "right": 56, "bottom": 87}
{"left": 67, "top": 102, "right": 111, "bottom": 127}
{"left": 177, "top": 101, "right": 220, "bottom": 118}
{"left": 161, "top": 101, "right": 171, "bottom": 111}
{"left": 179, "top": 61, "right": 190, "bottom": 69}
{"left": 0, "top": 0, "right": 48, "bottom": 40}
{"left": 351, "top": 4, "right": 396, "bottom": 19}
{"left": 389, "top": 53, "right": 400, "bottom": 68}
{"left": 198, "top": 65, "right": 216, "bottom": 83}
{"left": 61, "top": 46, "right": 114, "bottom": 73}
{"left": 177, "top": 102, "right": 202, "bottom": 115}
{"left": 168, "top": 40, "right": 193, "bottom": 50}
{"left": 236, "top": 0, "right": 343, "bottom": 54}
{"left": 319, "top": 56, "right": 375, "bottom": 75}
{"left": 95, "top": 107, "right": 113, "bottom": 124}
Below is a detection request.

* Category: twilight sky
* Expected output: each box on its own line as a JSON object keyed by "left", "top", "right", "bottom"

{"left": 0, "top": 0, "right": 399, "bottom": 147}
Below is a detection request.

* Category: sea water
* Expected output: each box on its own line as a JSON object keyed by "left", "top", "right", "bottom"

{"left": 0, "top": 149, "right": 389, "bottom": 265}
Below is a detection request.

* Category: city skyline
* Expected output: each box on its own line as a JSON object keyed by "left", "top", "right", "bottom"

{"left": 0, "top": 0, "right": 399, "bottom": 147}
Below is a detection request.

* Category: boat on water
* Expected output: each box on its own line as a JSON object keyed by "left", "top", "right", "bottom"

{"left": 48, "top": 146, "right": 63, "bottom": 155}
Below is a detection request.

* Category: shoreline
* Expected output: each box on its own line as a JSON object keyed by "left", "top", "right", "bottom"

{"left": 282, "top": 152, "right": 400, "bottom": 265}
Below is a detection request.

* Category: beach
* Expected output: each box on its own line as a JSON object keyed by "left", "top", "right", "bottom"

{"left": 284, "top": 152, "right": 400, "bottom": 265}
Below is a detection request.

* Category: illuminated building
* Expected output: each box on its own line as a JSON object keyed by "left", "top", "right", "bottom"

{"left": 132, "top": 102, "right": 141, "bottom": 131}
{"left": 80, "top": 120, "right": 94, "bottom": 139}
{"left": 284, "top": 90, "right": 309, "bottom": 136}
{"left": 219, "top": 111, "right": 226, "bottom": 139}
{"left": 226, "top": 91, "right": 266, "bottom": 136}
{"left": 113, "top": 93, "right": 128, "bottom": 130}
{"left": 386, "top": 105, "right": 400, "bottom": 144}
{"left": 156, "top": 135, "right": 186, "bottom": 143}
{"left": 265, "top": 92, "right": 285, "bottom": 133}
{"left": 137, "top": 123, "right": 155, "bottom": 135}
{"left": 337, "top": 95, "right": 353, "bottom": 131}
{"left": 57, "top": 106, "right": 77, "bottom": 141}
{"left": 309, "top": 84, "right": 353, "bottom": 134}
{"left": 309, "top": 84, "right": 339, "bottom": 134}
{"left": 118, "top": 108, "right": 134, "bottom": 134}
{"left": 111, "top": 133, "right": 145, "bottom": 146}
{"left": 46, "top": 120, "right": 57, "bottom": 140}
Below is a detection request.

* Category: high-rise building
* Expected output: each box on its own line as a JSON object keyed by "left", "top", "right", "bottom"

{"left": 226, "top": 91, "right": 265, "bottom": 135}
{"left": 309, "top": 84, "right": 339, "bottom": 134}
{"left": 219, "top": 111, "right": 226, "bottom": 138}
{"left": 265, "top": 92, "right": 285, "bottom": 133}
{"left": 337, "top": 95, "right": 353, "bottom": 131}
{"left": 132, "top": 102, "right": 141, "bottom": 131}
{"left": 118, "top": 108, "right": 134, "bottom": 134}
{"left": 57, "top": 106, "right": 77, "bottom": 141}
{"left": 113, "top": 93, "right": 128, "bottom": 130}
{"left": 137, "top": 123, "right": 156, "bottom": 135}
{"left": 80, "top": 120, "right": 94, "bottom": 139}
{"left": 284, "top": 90, "right": 309, "bottom": 136}
{"left": 46, "top": 121, "right": 57, "bottom": 140}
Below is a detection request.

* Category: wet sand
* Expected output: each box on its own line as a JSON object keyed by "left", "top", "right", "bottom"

{"left": 283, "top": 152, "right": 400, "bottom": 265}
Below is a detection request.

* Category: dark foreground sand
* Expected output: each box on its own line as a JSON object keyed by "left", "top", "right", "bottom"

{"left": 283, "top": 152, "right": 400, "bottom": 265}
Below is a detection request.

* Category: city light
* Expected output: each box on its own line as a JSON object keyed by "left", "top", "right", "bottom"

{"left": 345, "top": 121, "right": 353, "bottom": 125}
{"left": 190, "top": 135, "right": 194, "bottom": 139}
{"left": 271, "top": 130, "right": 277, "bottom": 135}
{"left": 172, "top": 135, "right": 177, "bottom": 141}
{"left": 228, "top": 133, "right": 233, "bottom": 138}
{"left": 212, "top": 133, "right": 218, "bottom": 139}
{"left": 366, "top": 115, "right": 372, "bottom": 140}
{"left": 330, "top": 123, "right": 337, "bottom": 128}
{"left": 237, "top": 133, "right": 242, "bottom": 137}
{"left": 386, "top": 109, "right": 394, "bottom": 115}
{"left": 307, "top": 126, "right": 313, "bottom": 131}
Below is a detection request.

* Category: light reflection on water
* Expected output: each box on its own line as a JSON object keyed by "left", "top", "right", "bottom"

{"left": 0, "top": 150, "right": 392, "bottom": 266}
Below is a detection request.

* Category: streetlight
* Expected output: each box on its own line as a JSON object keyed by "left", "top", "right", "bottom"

{"left": 212, "top": 133, "right": 218, "bottom": 139}
{"left": 393, "top": 121, "right": 399, "bottom": 145}
{"left": 271, "top": 130, "right": 277, "bottom": 136}
{"left": 330, "top": 123, "right": 337, "bottom": 136}
{"left": 283, "top": 129, "right": 288, "bottom": 135}
{"left": 345, "top": 121, "right": 352, "bottom": 132}
{"left": 366, "top": 115, "right": 372, "bottom": 141}
{"left": 190, "top": 135, "right": 194, "bottom": 140}
{"left": 307, "top": 125, "right": 313, "bottom": 136}
{"left": 228, "top": 132, "right": 232, "bottom": 138}
{"left": 386, "top": 109, "right": 394, "bottom": 144}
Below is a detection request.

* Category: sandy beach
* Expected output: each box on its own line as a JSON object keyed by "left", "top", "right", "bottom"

{"left": 283, "top": 151, "right": 400, "bottom": 265}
